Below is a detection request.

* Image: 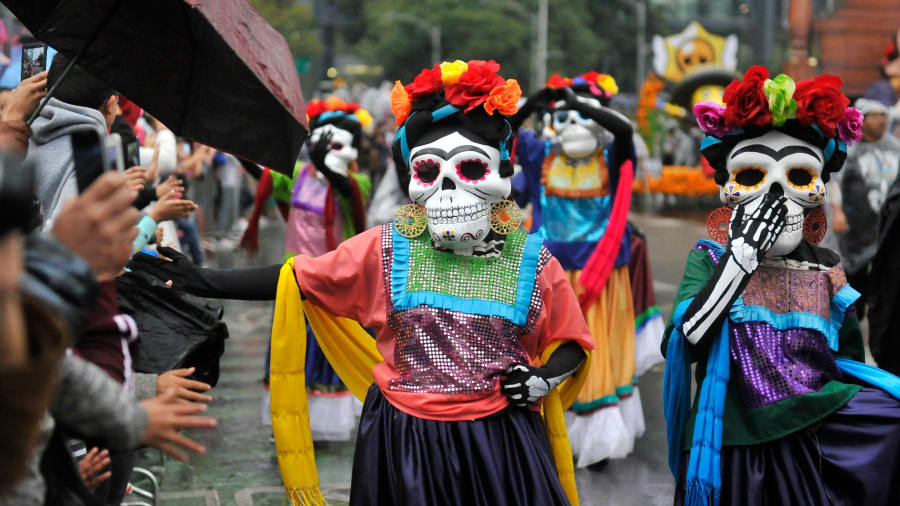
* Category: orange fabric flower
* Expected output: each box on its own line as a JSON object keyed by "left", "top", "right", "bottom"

{"left": 391, "top": 80, "right": 412, "bottom": 126}
{"left": 325, "top": 96, "right": 347, "bottom": 111}
{"left": 484, "top": 79, "right": 522, "bottom": 116}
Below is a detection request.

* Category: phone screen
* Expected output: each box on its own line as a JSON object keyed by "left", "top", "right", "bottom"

{"left": 21, "top": 43, "right": 47, "bottom": 81}
{"left": 73, "top": 129, "right": 105, "bottom": 193}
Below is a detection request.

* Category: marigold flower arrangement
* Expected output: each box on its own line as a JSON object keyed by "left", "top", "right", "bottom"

{"left": 390, "top": 59, "right": 522, "bottom": 126}
{"left": 693, "top": 65, "right": 862, "bottom": 146}
{"left": 306, "top": 97, "right": 372, "bottom": 128}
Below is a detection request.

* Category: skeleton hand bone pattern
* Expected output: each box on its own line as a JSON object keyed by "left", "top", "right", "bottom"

{"left": 727, "top": 194, "right": 787, "bottom": 273}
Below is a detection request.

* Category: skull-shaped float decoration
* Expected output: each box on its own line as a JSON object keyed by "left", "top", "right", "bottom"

{"left": 407, "top": 130, "right": 510, "bottom": 248}
{"left": 723, "top": 130, "right": 827, "bottom": 256}
{"left": 304, "top": 97, "right": 372, "bottom": 178}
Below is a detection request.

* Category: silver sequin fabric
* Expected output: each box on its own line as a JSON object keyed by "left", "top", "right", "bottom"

{"left": 380, "top": 227, "right": 551, "bottom": 394}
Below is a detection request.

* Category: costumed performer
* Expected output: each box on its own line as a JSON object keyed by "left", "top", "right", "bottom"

{"left": 512, "top": 71, "right": 665, "bottom": 467}
{"left": 240, "top": 97, "right": 372, "bottom": 441}
{"left": 130, "top": 59, "right": 596, "bottom": 506}
{"left": 664, "top": 66, "right": 900, "bottom": 506}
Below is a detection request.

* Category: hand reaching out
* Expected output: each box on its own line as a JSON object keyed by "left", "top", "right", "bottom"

{"left": 140, "top": 388, "right": 217, "bottom": 461}
{"left": 78, "top": 447, "right": 111, "bottom": 492}
{"left": 155, "top": 174, "right": 184, "bottom": 199}
{"left": 157, "top": 367, "right": 212, "bottom": 403}
{"left": 123, "top": 166, "right": 147, "bottom": 192}
{"left": 149, "top": 189, "right": 197, "bottom": 223}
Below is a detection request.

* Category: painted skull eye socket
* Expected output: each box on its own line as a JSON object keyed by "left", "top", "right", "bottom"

{"left": 787, "top": 167, "right": 815, "bottom": 188}
{"left": 733, "top": 167, "right": 766, "bottom": 188}
{"left": 555, "top": 111, "right": 570, "bottom": 123}
{"left": 413, "top": 159, "right": 440, "bottom": 184}
{"left": 330, "top": 142, "right": 344, "bottom": 151}
{"left": 457, "top": 159, "right": 490, "bottom": 182}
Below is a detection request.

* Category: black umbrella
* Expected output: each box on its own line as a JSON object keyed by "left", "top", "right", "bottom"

{"left": 7, "top": 0, "right": 308, "bottom": 175}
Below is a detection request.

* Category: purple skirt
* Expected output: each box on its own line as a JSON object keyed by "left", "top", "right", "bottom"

{"left": 350, "top": 384, "right": 570, "bottom": 506}
{"left": 675, "top": 387, "right": 900, "bottom": 506}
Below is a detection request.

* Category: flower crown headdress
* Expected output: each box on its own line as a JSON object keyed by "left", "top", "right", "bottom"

{"left": 544, "top": 71, "right": 619, "bottom": 100}
{"left": 306, "top": 96, "right": 373, "bottom": 129}
{"left": 694, "top": 65, "right": 863, "bottom": 163}
{"left": 390, "top": 59, "right": 522, "bottom": 167}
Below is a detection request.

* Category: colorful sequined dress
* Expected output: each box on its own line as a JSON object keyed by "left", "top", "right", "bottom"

{"left": 292, "top": 224, "right": 594, "bottom": 505}
{"left": 269, "top": 163, "right": 370, "bottom": 441}
{"left": 663, "top": 240, "right": 900, "bottom": 506}
{"left": 514, "top": 129, "right": 664, "bottom": 466}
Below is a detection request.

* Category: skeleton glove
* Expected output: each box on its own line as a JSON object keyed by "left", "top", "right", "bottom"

{"left": 309, "top": 130, "right": 351, "bottom": 196}
{"left": 501, "top": 341, "right": 586, "bottom": 407}
{"left": 727, "top": 193, "right": 788, "bottom": 274}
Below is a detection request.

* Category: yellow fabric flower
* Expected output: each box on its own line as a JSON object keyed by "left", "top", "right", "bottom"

{"left": 355, "top": 108, "right": 373, "bottom": 128}
{"left": 391, "top": 80, "right": 412, "bottom": 126}
{"left": 597, "top": 74, "right": 619, "bottom": 96}
{"left": 440, "top": 60, "right": 469, "bottom": 86}
{"left": 484, "top": 79, "right": 522, "bottom": 116}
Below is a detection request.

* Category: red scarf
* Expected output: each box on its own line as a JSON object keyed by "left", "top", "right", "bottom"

{"left": 240, "top": 168, "right": 289, "bottom": 254}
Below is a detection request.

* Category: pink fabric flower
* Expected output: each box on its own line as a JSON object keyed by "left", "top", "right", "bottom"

{"left": 694, "top": 101, "right": 729, "bottom": 137}
{"left": 837, "top": 106, "right": 864, "bottom": 145}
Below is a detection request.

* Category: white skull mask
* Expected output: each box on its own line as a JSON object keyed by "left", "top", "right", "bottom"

{"left": 723, "top": 130, "right": 827, "bottom": 257}
{"left": 310, "top": 124, "right": 357, "bottom": 177}
{"left": 551, "top": 96, "right": 609, "bottom": 159}
{"left": 407, "top": 131, "right": 510, "bottom": 250}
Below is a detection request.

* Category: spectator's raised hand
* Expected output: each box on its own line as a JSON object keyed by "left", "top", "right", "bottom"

{"left": 146, "top": 145, "right": 162, "bottom": 184}
{"left": 78, "top": 447, "right": 111, "bottom": 492}
{"left": 2, "top": 71, "right": 47, "bottom": 122}
{"left": 123, "top": 166, "right": 147, "bottom": 192}
{"left": 140, "top": 388, "right": 216, "bottom": 461}
{"left": 155, "top": 174, "right": 184, "bottom": 200}
{"left": 157, "top": 367, "right": 212, "bottom": 403}
{"left": 51, "top": 172, "right": 138, "bottom": 281}
{"left": 149, "top": 189, "right": 197, "bottom": 223}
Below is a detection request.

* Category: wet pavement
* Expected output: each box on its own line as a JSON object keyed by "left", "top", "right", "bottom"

{"left": 132, "top": 212, "right": 712, "bottom": 505}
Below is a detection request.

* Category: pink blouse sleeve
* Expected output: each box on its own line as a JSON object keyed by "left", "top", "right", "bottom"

{"left": 293, "top": 226, "right": 386, "bottom": 328}
{"left": 528, "top": 256, "right": 596, "bottom": 358}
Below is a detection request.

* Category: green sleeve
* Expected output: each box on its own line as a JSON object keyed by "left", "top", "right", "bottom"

{"left": 350, "top": 172, "right": 372, "bottom": 202}
{"left": 270, "top": 163, "right": 301, "bottom": 204}
{"left": 661, "top": 248, "right": 717, "bottom": 357}
{"left": 834, "top": 315, "right": 865, "bottom": 362}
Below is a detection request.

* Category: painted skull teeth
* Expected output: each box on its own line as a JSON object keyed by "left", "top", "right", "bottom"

{"left": 782, "top": 213, "right": 803, "bottom": 233}
{"left": 426, "top": 202, "right": 489, "bottom": 224}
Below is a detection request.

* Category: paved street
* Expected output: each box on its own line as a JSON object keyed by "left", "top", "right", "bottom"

{"left": 132, "top": 211, "right": 712, "bottom": 506}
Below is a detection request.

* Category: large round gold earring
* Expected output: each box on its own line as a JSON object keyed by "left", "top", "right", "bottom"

{"left": 393, "top": 204, "right": 427, "bottom": 238}
{"left": 490, "top": 200, "right": 523, "bottom": 235}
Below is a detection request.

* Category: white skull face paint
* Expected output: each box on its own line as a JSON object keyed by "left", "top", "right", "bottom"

{"left": 407, "top": 131, "right": 509, "bottom": 250}
{"left": 724, "top": 130, "right": 826, "bottom": 257}
{"left": 551, "top": 96, "right": 606, "bottom": 159}
{"left": 310, "top": 124, "right": 357, "bottom": 177}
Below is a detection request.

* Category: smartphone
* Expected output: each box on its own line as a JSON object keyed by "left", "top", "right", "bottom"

{"left": 125, "top": 139, "right": 140, "bottom": 168}
{"left": 21, "top": 42, "right": 48, "bottom": 81}
{"left": 105, "top": 133, "right": 125, "bottom": 173}
{"left": 0, "top": 153, "right": 35, "bottom": 236}
{"left": 73, "top": 128, "right": 108, "bottom": 193}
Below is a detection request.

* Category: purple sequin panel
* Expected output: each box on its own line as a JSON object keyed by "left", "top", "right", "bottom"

{"left": 386, "top": 307, "right": 531, "bottom": 394}
{"left": 730, "top": 322, "right": 842, "bottom": 410}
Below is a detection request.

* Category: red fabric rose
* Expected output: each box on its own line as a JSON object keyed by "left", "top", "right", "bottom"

{"left": 306, "top": 100, "right": 325, "bottom": 120}
{"left": 404, "top": 64, "right": 444, "bottom": 101}
{"left": 722, "top": 65, "right": 772, "bottom": 128}
{"left": 344, "top": 102, "right": 361, "bottom": 113}
{"left": 793, "top": 74, "right": 850, "bottom": 138}
{"left": 545, "top": 72, "right": 573, "bottom": 89}
{"left": 580, "top": 70, "right": 601, "bottom": 83}
{"left": 445, "top": 60, "right": 506, "bottom": 112}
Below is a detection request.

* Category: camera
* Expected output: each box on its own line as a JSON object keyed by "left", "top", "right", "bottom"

{"left": 21, "top": 42, "right": 48, "bottom": 81}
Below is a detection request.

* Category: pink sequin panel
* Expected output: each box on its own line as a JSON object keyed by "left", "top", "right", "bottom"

{"left": 386, "top": 307, "right": 531, "bottom": 394}
{"left": 741, "top": 265, "right": 847, "bottom": 319}
{"left": 730, "top": 322, "right": 842, "bottom": 410}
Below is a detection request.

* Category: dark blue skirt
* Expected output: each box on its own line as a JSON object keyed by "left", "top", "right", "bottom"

{"left": 675, "top": 387, "right": 900, "bottom": 506}
{"left": 350, "top": 384, "right": 570, "bottom": 506}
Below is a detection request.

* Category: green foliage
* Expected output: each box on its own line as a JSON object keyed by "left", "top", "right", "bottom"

{"left": 331, "top": 0, "right": 667, "bottom": 93}
{"left": 247, "top": 0, "right": 320, "bottom": 60}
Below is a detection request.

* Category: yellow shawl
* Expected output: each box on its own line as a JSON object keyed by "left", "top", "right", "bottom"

{"left": 269, "top": 257, "right": 589, "bottom": 505}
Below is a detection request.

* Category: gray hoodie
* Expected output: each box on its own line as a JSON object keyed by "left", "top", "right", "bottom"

{"left": 24, "top": 97, "right": 107, "bottom": 231}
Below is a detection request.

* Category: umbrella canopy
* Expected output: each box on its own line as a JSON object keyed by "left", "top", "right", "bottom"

{"left": 7, "top": 0, "right": 307, "bottom": 174}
